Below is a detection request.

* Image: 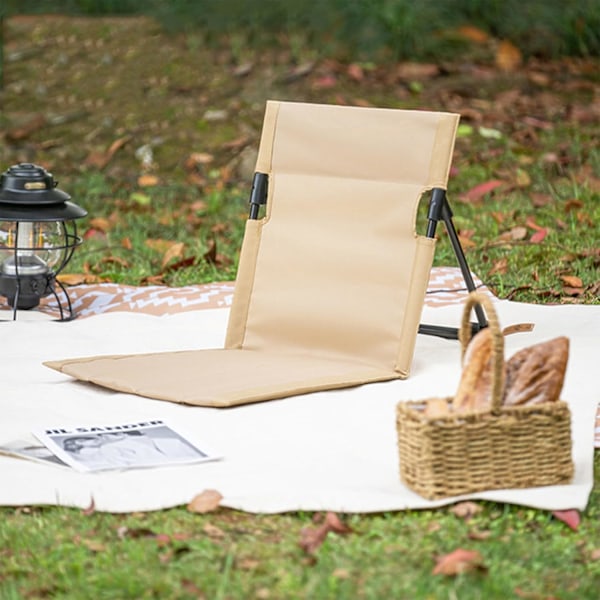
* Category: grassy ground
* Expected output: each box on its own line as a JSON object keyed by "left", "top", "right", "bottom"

{"left": 1, "top": 15, "right": 599, "bottom": 599}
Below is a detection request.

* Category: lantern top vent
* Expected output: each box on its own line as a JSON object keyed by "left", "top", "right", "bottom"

{"left": 0, "top": 163, "right": 86, "bottom": 221}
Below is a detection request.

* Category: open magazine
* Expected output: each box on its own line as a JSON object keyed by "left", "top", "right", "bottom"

{"left": 0, "top": 419, "right": 221, "bottom": 473}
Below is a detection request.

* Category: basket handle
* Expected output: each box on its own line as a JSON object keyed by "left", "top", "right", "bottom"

{"left": 459, "top": 292, "right": 505, "bottom": 414}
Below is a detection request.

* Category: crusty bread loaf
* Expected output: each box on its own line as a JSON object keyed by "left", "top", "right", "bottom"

{"left": 453, "top": 328, "right": 495, "bottom": 413}
{"left": 503, "top": 336, "right": 569, "bottom": 406}
{"left": 424, "top": 397, "right": 451, "bottom": 418}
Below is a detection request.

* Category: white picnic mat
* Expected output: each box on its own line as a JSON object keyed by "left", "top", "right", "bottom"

{"left": 0, "top": 269, "right": 597, "bottom": 513}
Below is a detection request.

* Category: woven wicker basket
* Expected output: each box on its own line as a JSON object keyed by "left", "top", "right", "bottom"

{"left": 397, "top": 292, "right": 574, "bottom": 500}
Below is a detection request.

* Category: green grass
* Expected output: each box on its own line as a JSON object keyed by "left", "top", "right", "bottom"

{"left": 1, "top": 472, "right": 599, "bottom": 599}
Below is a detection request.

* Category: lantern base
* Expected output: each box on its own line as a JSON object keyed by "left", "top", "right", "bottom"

{"left": 0, "top": 272, "right": 54, "bottom": 310}
{"left": 0, "top": 272, "right": 77, "bottom": 321}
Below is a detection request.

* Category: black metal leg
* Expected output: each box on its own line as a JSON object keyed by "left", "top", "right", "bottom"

{"left": 419, "top": 189, "right": 487, "bottom": 340}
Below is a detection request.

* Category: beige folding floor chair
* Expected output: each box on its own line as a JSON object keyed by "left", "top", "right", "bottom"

{"left": 47, "top": 100, "right": 484, "bottom": 407}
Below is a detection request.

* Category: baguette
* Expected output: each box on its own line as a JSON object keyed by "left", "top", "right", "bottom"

{"left": 453, "top": 328, "right": 495, "bottom": 413}
{"left": 503, "top": 336, "right": 569, "bottom": 406}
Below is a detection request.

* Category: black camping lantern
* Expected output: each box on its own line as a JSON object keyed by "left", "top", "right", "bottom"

{"left": 0, "top": 163, "right": 87, "bottom": 320}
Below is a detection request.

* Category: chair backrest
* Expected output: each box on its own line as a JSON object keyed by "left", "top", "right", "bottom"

{"left": 226, "top": 101, "right": 459, "bottom": 374}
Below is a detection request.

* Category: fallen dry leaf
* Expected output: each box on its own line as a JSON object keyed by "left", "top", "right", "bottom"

{"left": 461, "top": 180, "right": 504, "bottom": 203}
{"left": 495, "top": 40, "right": 522, "bottom": 72}
{"left": 5, "top": 113, "right": 47, "bottom": 142}
{"left": 396, "top": 62, "right": 440, "bottom": 80}
{"left": 203, "top": 522, "right": 225, "bottom": 538}
{"left": 184, "top": 152, "right": 214, "bottom": 170}
{"left": 161, "top": 241, "right": 185, "bottom": 269}
{"left": 530, "top": 227, "right": 548, "bottom": 244}
{"left": 454, "top": 25, "right": 490, "bottom": 43}
{"left": 82, "top": 539, "right": 106, "bottom": 553}
{"left": 489, "top": 257, "right": 508, "bottom": 276}
{"left": 85, "top": 135, "right": 131, "bottom": 170}
{"left": 432, "top": 548, "right": 486, "bottom": 576}
{"left": 162, "top": 256, "right": 196, "bottom": 274}
{"left": 347, "top": 63, "right": 364, "bottom": 81}
{"left": 187, "top": 489, "right": 223, "bottom": 514}
{"left": 145, "top": 238, "right": 179, "bottom": 253}
{"left": 57, "top": 273, "right": 106, "bottom": 285}
{"left": 560, "top": 275, "right": 583, "bottom": 288}
{"left": 87, "top": 217, "right": 112, "bottom": 232}
{"left": 551, "top": 509, "right": 580, "bottom": 531}
{"left": 299, "top": 512, "right": 352, "bottom": 556}
{"left": 138, "top": 174, "right": 160, "bottom": 187}
{"left": 510, "top": 226, "right": 528, "bottom": 241}
{"left": 116, "top": 526, "right": 156, "bottom": 540}
{"left": 450, "top": 501, "right": 482, "bottom": 520}
{"left": 468, "top": 529, "right": 492, "bottom": 541}
{"left": 81, "top": 498, "right": 96, "bottom": 515}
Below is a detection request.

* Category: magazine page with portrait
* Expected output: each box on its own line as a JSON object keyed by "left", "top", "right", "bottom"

{"left": 32, "top": 420, "right": 221, "bottom": 472}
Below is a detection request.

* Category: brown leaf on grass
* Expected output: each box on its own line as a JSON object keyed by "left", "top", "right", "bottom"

{"left": 57, "top": 273, "right": 105, "bottom": 285}
{"left": 145, "top": 238, "right": 178, "bottom": 254}
{"left": 454, "top": 25, "right": 490, "bottom": 43}
{"left": 87, "top": 217, "right": 112, "bottom": 233}
{"left": 187, "top": 489, "right": 223, "bottom": 514}
{"left": 468, "top": 529, "right": 492, "bottom": 541}
{"left": 560, "top": 275, "right": 583, "bottom": 288}
{"left": 202, "top": 523, "right": 225, "bottom": 539}
{"left": 530, "top": 193, "right": 552, "bottom": 208}
{"left": 97, "top": 256, "right": 131, "bottom": 270}
{"left": 396, "top": 62, "right": 440, "bottom": 80}
{"left": 82, "top": 539, "right": 106, "bottom": 553}
{"left": 83, "top": 227, "right": 108, "bottom": 241}
{"left": 432, "top": 548, "right": 486, "bottom": 576}
{"left": 202, "top": 238, "right": 231, "bottom": 266}
{"left": 161, "top": 241, "right": 185, "bottom": 269}
{"left": 458, "top": 235, "right": 476, "bottom": 249}
{"left": 552, "top": 509, "right": 580, "bottom": 530}
{"left": 141, "top": 274, "right": 165, "bottom": 285}
{"left": 564, "top": 199, "right": 584, "bottom": 212}
{"left": 281, "top": 61, "right": 316, "bottom": 83}
{"left": 460, "top": 180, "right": 504, "bottom": 203}
{"left": 222, "top": 135, "right": 250, "bottom": 151}
{"left": 85, "top": 135, "right": 131, "bottom": 170}
{"left": 162, "top": 256, "right": 196, "bottom": 274}
{"left": 5, "top": 113, "right": 47, "bottom": 142}
{"left": 82, "top": 498, "right": 95, "bottom": 515}
{"left": 450, "top": 501, "right": 482, "bottom": 520}
{"left": 202, "top": 240, "right": 217, "bottom": 264}
{"left": 589, "top": 548, "right": 600, "bottom": 561}
{"left": 489, "top": 258, "right": 508, "bottom": 276}
{"left": 530, "top": 227, "right": 548, "bottom": 244}
{"left": 299, "top": 512, "right": 352, "bottom": 556}
{"left": 138, "top": 174, "right": 160, "bottom": 187}
{"left": 514, "top": 587, "right": 559, "bottom": 599}
{"left": 184, "top": 152, "right": 214, "bottom": 170}
{"left": 509, "top": 226, "right": 528, "bottom": 241}
{"left": 347, "top": 63, "right": 364, "bottom": 81}
{"left": 495, "top": 40, "right": 522, "bottom": 72}
{"left": 117, "top": 526, "right": 156, "bottom": 540}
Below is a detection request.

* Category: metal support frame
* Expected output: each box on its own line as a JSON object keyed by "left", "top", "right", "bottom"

{"left": 419, "top": 188, "right": 487, "bottom": 340}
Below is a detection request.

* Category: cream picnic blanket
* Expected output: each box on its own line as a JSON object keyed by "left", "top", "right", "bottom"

{"left": 0, "top": 268, "right": 597, "bottom": 513}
